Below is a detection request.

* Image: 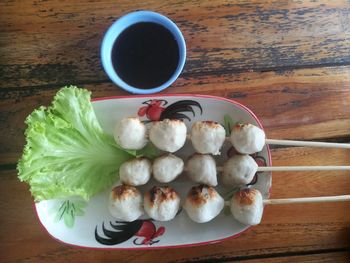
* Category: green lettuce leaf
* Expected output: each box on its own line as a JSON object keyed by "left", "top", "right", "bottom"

{"left": 17, "top": 86, "right": 138, "bottom": 201}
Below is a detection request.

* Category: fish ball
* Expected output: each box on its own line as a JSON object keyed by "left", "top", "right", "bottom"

{"left": 108, "top": 185, "right": 144, "bottom": 222}
{"left": 191, "top": 121, "right": 226, "bottom": 155}
{"left": 149, "top": 119, "right": 187, "bottom": 152}
{"left": 230, "top": 188, "right": 264, "bottom": 225}
{"left": 114, "top": 117, "right": 147, "bottom": 150}
{"left": 183, "top": 185, "right": 224, "bottom": 223}
{"left": 120, "top": 158, "right": 152, "bottom": 186}
{"left": 153, "top": 154, "right": 184, "bottom": 183}
{"left": 186, "top": 154, "right": 218, "bottom": 186}
{"left": 144, "top": 186, "right": 180, "bottom": 221}
{"left": 222, "top": 154, "right": 258, "bottom": 186}
{"left": 230, "top": 123, "right": 265, "bottom": 154}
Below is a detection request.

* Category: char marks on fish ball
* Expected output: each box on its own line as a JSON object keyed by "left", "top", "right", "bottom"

{"left": 144, "top": 186, "right": 180, "bottom": 221}
{"left": 183, "top": 185, "right": 224, "bottom": 223}
{"left": 230, "top": 188, "right": 264, "bottom": 225}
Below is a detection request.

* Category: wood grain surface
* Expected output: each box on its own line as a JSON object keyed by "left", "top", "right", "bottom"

{"left": 1, "top": 148, "right": 350, "bottom": 263}
{"left": 2, "top": 0, "right": 350, "bottom": 88}
{"left": 1, "top": 0, "right": 350, "bottom": 262}
{"left": 2, "top": 65, "right": 350, "bottom": 165}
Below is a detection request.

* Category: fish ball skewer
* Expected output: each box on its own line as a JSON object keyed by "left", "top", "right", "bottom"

{"left": 117, "top": 153, "right": 350, "bottom": 189}
{"left": 184, "top": 153, "right": 350, "bottom": 187}
{"left": 230, "top": 188, "right": 350, "bottom": 225}
{"left": 114, "top": 118, "right": 350, "bottom": 154}
{"left": 221, "top": 154, "right": 350, "bottom": 187}
{"left": 230, "top": 123, "right": 350, "bottom": 154}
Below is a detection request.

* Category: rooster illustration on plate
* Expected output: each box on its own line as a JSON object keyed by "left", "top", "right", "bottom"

{"left": 138, "top": 99, "right": 203, "bottom": 121}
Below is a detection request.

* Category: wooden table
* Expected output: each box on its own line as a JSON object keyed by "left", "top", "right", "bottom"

{"left": 1, "top": 1, "right": 350, "bottom": 262}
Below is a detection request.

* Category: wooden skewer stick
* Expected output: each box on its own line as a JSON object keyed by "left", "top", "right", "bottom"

{"left": 263, "top": 195, "right": 350, "bottom": 205}
{"left": 224, "top": 195, "right": 350, "bottom": 206}
{"left": 185, "top": 135, "right": 350, "bottom": 149}
{"left": 213, "top": 166, "right": 350, "bottom": 172}
{"left": 265, "top": 139, "right": 350, "bottom": 149}
{"left": 256, "top": 166, "right": 350, "bottom": 172}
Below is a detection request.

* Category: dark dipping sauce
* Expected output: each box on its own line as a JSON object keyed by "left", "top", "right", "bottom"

{"left": 112, "top": 22, "right": 180, "bottom": 89}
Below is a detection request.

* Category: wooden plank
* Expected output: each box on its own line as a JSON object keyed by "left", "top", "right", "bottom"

{"left": 227, "top": 251, "right": 350, "bottom": 263}
{"left": 1, "top": 147, "right": 350, "bottom": 262}
{"left": 269, "top": 147, "right": 350, "bottom": 199}
{"left": 1, "top": 66, "right": 350, "bottom": 163}
{"left": 2, "top": 1, "right": 350, "bottom": 87}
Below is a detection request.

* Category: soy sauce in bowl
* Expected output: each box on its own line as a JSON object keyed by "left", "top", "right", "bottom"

{"left": 111, "top": 22, "right": 180, "bottom": 90}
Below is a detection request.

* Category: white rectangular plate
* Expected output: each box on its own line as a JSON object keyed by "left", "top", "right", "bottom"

{"left": 35, "top": 94, "right": 272, "bottom": 249}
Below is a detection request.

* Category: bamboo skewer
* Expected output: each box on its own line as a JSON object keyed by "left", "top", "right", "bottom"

{"left": 265, "top": 139, "right": 350, "bottom": 149}
{"left": 256, "top": 166, "right": 350, "bottom": 172}
{"left": 205, "top": 166, "right": 350, "bottom": 172}
{"left": 263, "top": 195, "right": 350, "bottom": 205}
{"left": 185, "top": 135, "right": 350, "bottom": 149}
{"left": 224, "top": 195, "right": 350, "bottom": 206}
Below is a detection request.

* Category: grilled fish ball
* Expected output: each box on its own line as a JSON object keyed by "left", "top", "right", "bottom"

{"left": 190, "top": 121, "right": 226, "bottom": 155}
{"left": 153, "top": 154, "right": 184, "bottom": 183}
{"left": 144, "top": 186, "right": 180, "bottom": 221}
{"left": 230, "top": 123, "right": 265, "bottom": 154}
{"left": 230, "top": 188, "right": 264, "bottom": 225}
{"left": 149, "top": 119, "right": 187, "bottom": 152}
{"left": 108, "top": 185, "right": 144, "bottom": 222}
{"left": 183, "top": 185, "right": 224, "bottom": 223}
{"left": 114, "top": 117, "right": 147, "bottom": 150}
{"left": 120, "top": 158, "right": 152, "bottom": 186}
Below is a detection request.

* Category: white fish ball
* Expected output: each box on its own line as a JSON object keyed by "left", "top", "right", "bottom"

{"left": 191, "top": 121, "right": 226, "bottom": 155}
{"left": 183, "top": 185, "right": 224, "bottom": 223}
{"left": 114, "top": 117, "right": 147, "bottom": 150}
{"left": 230, "top": 123, "right": 265, "bottom": 154}
{"left": 186, "top": 154, "right": 218, "bottom": 186}
{"left": 230, "top": 188, "right": 264, "bottom": 225}
{"left": 153, "top": 154, "right": 184, "bottom": 183}
{"left": 144, "top": 186, "right": 180, "bottom": 221}
{"left": 223, "top": 154, "right": 258, "bottom": 186}
{"left": 108, "top": 185, "right": 144, "bottom": 222}
{"left": 149, "top": 119, "right": 187, "bottom": 152}
{"left": 120, "top": 158, "right": 152, "bottom": 186}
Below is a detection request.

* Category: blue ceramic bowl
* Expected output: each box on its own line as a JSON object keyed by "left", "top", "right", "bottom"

{"left": 101, "top": 11, "right": 186, "bottom": 94}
